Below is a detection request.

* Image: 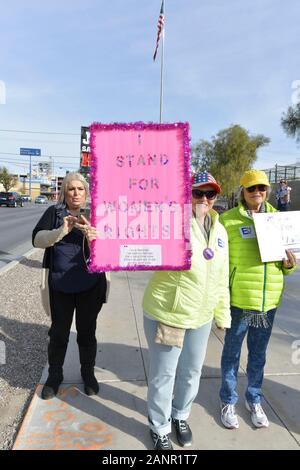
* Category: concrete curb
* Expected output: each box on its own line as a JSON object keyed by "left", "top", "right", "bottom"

{"left": 0, "top": 248, "right": 40, "bottom": 276}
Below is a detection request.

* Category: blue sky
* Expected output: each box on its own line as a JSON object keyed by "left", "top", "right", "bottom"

{"left": 0, "top": 0, "right": 299, "bottom": 176}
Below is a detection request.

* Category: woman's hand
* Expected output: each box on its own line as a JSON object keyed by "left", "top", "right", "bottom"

{"left": 216, "top": 325, "right": 226, "bottom": 331}
{"left": 63, "top": 215, "right": 78, "bottom": 233}
{"left": 74, "top": 215, "right": 97, "bottom": 244}
{"left": 282, "top": 249, "right": 297, "bottom": 269}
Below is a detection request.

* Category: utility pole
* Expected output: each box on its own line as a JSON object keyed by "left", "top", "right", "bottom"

{"left": 20, "top": 147, "right": 41, "bottom": 199}
{"left": 29, "top": 154, "right": 32, "bottom": 197}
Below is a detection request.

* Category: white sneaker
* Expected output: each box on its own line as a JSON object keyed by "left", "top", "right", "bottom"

{"left": 245, "top": 401, "right": 269, "bottom": 428}
{"left": 220, "top": 403, "right": 239, "bottom": 429}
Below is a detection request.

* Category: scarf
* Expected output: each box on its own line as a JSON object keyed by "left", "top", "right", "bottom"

{"left": 196, "top": 214, "right": 212, "bottom": 244}
{"left": 242, "top": 202, "right": 270, "bottom": 328}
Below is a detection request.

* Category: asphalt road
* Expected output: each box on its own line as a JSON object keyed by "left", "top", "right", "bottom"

{"left": 0, "top": 202, "right": 52, "bottom": 270}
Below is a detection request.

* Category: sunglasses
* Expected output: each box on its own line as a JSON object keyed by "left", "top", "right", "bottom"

{"left": 245, "top": 185, "right": 267, "bottom": 193}
{"left": 192, "top": 189, "right": 217, "bottom": 200}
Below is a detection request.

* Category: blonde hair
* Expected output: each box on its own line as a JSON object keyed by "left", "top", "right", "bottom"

{"left": 58, "top": 172, "right": 89, "bottom": 206}
{"left": 238, "top": 185, "right": 272, "bottom": 205}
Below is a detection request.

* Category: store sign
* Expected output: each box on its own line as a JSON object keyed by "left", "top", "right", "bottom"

{"left": 80, "top": 126, "right": 91, "bottom": 168}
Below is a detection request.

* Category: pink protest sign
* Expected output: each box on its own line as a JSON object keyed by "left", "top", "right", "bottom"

{"left": 89, "top": 122, "right": 191, "bottom": 272}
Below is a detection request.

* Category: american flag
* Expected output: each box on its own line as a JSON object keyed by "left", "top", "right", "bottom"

{"left": 153, "top": 1, "right": 165, "bottom": 61}
{"left": 192, "top": 171, "right": 220, "bottom": 191}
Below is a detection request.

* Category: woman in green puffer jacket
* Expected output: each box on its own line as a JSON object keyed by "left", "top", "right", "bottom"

{"left": 142, "top": 172, "right": 231, "bottom": 450}
{"left": 219, "top": 170, "right": 297, "bottom": 431}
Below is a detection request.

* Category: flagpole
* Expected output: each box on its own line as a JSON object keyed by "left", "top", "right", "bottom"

{"left": 159, "top": 0, "right": 165, "bottom": 123}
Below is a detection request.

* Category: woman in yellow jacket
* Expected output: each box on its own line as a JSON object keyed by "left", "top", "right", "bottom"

{"left": 219, "top": 170, "right": 297, "bottom": 430}
{"left": 142, "top": 172, "right": 231, "bottom": 450}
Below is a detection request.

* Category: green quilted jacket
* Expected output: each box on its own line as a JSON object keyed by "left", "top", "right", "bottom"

{"left": 220, "top": 202, "right": 296, "bottom": 312}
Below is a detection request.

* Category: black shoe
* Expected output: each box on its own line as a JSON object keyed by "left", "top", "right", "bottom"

{"left": 172, "top": 419, "right": 193, "bottom": 447}
{"left": 41, "top": 385, "right": 57, "bottom": 400}
{"left": 41, "top": 373, "right": 63, "bottom": 400}
{"left": 81, "top": 369, "right": 99, "bottom": 396}
{"left": 83, "top": 382, "right": 99, "bottom": 396}
{"left": 150, "top": 430, "right": 173, "bottom": 450}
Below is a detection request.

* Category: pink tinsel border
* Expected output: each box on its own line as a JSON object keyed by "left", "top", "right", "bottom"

{"left": 89, "top": 122, "right": 192, "bottom": 272}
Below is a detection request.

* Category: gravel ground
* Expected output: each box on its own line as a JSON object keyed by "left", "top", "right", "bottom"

{"left": 0, "top": 249, "right": 50, "bottom": 450}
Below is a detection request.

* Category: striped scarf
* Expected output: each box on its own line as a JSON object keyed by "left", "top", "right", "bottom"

{"left": 242, "top": 202, "right": 270, "bottom": 328}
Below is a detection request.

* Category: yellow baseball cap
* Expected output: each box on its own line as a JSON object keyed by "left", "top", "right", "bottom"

{"left": 240, "top": 170, "right": 270, "bottom": 188}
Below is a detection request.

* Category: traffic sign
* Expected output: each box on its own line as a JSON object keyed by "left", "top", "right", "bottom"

{"left": 20, "top": 148, "right": 41, "bottom": 156}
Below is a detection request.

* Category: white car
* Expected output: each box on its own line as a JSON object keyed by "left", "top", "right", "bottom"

{"left": 35, "top": 196, "right": 48, "bottom": 204}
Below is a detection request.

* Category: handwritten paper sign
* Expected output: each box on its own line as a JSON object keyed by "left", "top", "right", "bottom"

{"left": 89, "top": 122, "right": 191, "bottom": 271}
{"left": 253, "top": 211, "right": 300, "bottom": 262}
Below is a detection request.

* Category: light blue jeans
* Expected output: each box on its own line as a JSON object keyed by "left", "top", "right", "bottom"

{"left": 144, "top": 315, "right": 212, "bottom": 436}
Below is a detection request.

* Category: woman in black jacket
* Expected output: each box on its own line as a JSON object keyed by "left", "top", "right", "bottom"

{"left": 32, "top": 172, "right": 107, "bottom": 400}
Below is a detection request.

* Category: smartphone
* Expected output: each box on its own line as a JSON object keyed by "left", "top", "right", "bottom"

{"left": 79, "top": 206, "right": 90, "bottom": 220}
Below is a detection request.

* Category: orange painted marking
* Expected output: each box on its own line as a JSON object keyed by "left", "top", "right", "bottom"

{"left": 14, "top": 386, "right": 113, "bottom": 450}
{"left": 58, "top": 386, "right": 79, "bottom": 398}
{"left": 44, "top": 409, "right": 75, "bottom": 424}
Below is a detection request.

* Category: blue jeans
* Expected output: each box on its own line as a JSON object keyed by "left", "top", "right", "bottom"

{"left": 144, "top": 315, "right": 212, "bottom": 436}
{"left": 278, "top": 202, "right": 291, "bottom": 212}
{"left": 220, "top": 307, "right": 276, "bottom": 405}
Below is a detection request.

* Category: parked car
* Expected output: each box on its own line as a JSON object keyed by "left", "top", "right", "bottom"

{"left": 0, "top": 192, "right": 24, "bottom": 207}
{"left": 21, "top": 194, "right": 32, "bottom": 202}
{"left": 35, "top": 195, "right": 48, "bottom": 204}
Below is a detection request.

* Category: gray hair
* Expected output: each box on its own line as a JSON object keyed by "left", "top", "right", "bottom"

{"left": 57, "top": 172, "right": 89, "bottom": 206}
{"left": 238, "top": 185, "right": 272, "bottom": 205}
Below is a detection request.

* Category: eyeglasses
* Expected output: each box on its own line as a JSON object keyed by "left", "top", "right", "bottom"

{"left": 192, "top": 189, "right": 217, "bottom": 200}
{"left": 245, "top": 185, "right": 267, "bottom": 193}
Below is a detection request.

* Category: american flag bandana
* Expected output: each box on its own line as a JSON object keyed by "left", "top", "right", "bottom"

{"left": 191, "top": 171, "right": 221, "bottom": 193}
{"left": 153, "top": 1, "right": 165, "bottom": 61}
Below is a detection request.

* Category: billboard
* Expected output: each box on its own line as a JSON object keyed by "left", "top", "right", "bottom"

{"left": 80, "top": 126, "right": 91, "bottom": 168}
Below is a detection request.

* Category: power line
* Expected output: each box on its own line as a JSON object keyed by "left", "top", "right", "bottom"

{"left": 0, "top": 157, "right": 76, "bottom": 164}
{"left": 0, "top": 159, "right": 77, "bottom": 167}
{"left": 0, "top": 128, "right": 80, "bottom": 136}
{"left": 0, "top": 151, "right": 78, "bottom": 159}
{"left": 0, "top": 137, "right": 78, "bottom": 144}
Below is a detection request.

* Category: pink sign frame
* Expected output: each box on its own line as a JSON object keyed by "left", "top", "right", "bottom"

{"left": 89, "top": 122, "right": 191, "bottom": 272}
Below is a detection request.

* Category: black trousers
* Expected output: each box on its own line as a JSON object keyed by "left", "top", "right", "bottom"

{"left": 48, "top": 277, "right": 106, "bottom": 368}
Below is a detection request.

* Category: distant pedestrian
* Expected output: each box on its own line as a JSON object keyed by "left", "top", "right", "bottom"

{"left": 32, "top": 172, "right": 109, "bottom": 400}
{"left": 219, "top": 170, "right": 297, "bottom": 430}
{"left": 142, "top": 172, "right": 231, "bottom": 450}
{"left": 276, "top": 179, "right": 292, "bottom": 211}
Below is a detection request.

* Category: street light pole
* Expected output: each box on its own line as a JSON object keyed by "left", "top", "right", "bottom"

{"left": 20, "top": 148, "right": 41, "bottom": 199}
{"left": 29, "top": 154, "right": 32, "bottom": 199}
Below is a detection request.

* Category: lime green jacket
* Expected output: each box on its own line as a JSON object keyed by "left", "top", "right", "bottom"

{"left": 142, "top": 211, "right": 231, "bottom": 329}
{"left": 220, "top": 202, "right": 296, "bottom": 312}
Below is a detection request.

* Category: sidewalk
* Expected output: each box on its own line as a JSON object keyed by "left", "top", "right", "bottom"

{"left": 13, "top": 265, "right": 300, "bottom": 450}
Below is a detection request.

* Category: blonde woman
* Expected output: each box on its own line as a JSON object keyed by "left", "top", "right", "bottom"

{"left": 32, "top": 172, "right": 108, "bottom": 399}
